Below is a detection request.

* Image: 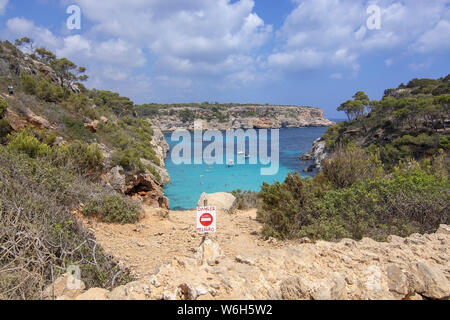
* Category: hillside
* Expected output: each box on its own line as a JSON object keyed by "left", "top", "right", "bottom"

{"left": 318, "top": 76, "right": 450, "bottom": 167}
{"left": 0, "top": 39, "right": 171, "bottom": 299}
{"left": 255, "top": 76, "right": 449, "bottom": 242}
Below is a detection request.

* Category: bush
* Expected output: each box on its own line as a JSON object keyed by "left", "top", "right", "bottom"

{"left": 0, "top": 119, "right": 11, "bottom": 143}
{"left": 321, "top": 144, "right": 383, "bottom": 188}
{"left": 0, "top": 97, "right": 7, "bottom": 117}
{"left": 82, "top": 194, "right": 141, "bottom": 224}
{"left": 57, "top": 142, "right": 104, "bottom": 174}
{"left": 258, "top": 173, "right": 318, "bottom": 239}
{"left": 258, "top": 147, "right": 449, "bottom": 241}
{"left": 98, "top": 119, "right": 161, "bottom": 174}
{"left": 20, "top": 72, "right": 37, "bottom": 95}
{"left": 0, "top": 147, "right": 133, "bottom": 299}
{"left": 7, "top": 129, "right": 51, "bottom": 158}
{"left": 62, "top": 115, "right": 93, "bottom": 141}
{"left": 231, "top": 189, "right": 261, "bottom": 210}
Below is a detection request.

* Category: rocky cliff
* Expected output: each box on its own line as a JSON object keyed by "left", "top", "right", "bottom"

{"left": 101, "top": 125, "right": 170, "bottom": 209}
{"left": 300, "top": 137, "right": 328, "bottom": 171}
{"left": 152, "top": 105, "right": 334, "bottom": 131}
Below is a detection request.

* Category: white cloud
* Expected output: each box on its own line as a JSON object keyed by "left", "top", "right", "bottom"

{"left": 6, "top": 17, "right": 60, "bottom": 48}
{"left": 4, "top": 0, "right": 450, "bottom": 102}
{"left": 268, "top": 49, "right": 325, "bottom": 71}
{"left": 268, "top": 0, "right": 450, "bottom": 75}
{"left": 385, "top": 58, "right": 394, "bottom": 67}
{"left": 0, "top": 0, "right": 8, "bottom": 15}
{"left": 94, "top": 39, "right": 146, "bottom": 68}
{"left": 56, "top": 35, "right": 92, "bottom": 59}
{"left": 72, "top": 0, "right": 271, "bottom": 74}
{"left": 414, "top": 20, "right": 450, "bottom": 53}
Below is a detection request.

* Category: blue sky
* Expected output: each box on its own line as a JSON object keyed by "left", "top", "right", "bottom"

{"left": 1, "top": 0, "right": 449, "bottom": 118}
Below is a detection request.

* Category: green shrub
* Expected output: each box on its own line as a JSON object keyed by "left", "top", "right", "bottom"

{"left": 0, "top": 119, "right": 11, "bottom": 144}
{"left": 0, "top": 97, "right": 7, "bottom": 117}
{"left": 57, "top": 142, "right": 104, "bottom": 174}
{"left": 232, "top": 189, "right": 261, "bottom": 210}
{"left": 82, "top": 194, "right": 141, "bottom": 224}
{"left": 20, "top": 72, "right": 37, "bottom": 95}
{"left": 321, "top": 144, "right": 383, "bottom": 188}
{"left": 258, "top": 173, "right": 318, "bottom": 239}
{"left": 0, "top": 147, "right": 133, "bottom": 299}
{"left": 258, "top": 147, "right": 449, "bottom": 241}
{"left": 322, "top": 122, "right": 348, "bottom": 150}
{"left": 62, "top": 115, "right": 93, "bottom": 141}
{"left": 7, "top": 130, "right": 51, "bottom": 158}
{"left": 98, "top": 119, "right": 161, "bottom": 172}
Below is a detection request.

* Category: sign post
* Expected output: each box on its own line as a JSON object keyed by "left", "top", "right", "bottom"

{"left": 197, "top": 200, "right": 216, "bottom": 245}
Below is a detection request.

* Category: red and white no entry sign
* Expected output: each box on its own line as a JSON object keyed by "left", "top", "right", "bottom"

{"left": 200, "top": 213, "right": 213, "bottom": 227}
{"left": 197, "top": 206, "right": 216, "bottom": 234}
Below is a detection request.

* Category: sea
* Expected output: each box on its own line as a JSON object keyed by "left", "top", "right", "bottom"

{"left": 163, "top": 125, "right": 338, "bottom": 210}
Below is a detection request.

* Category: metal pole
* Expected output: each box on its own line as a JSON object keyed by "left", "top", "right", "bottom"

{"left": 200, "top": 199, "right": 208, "bottom": 245}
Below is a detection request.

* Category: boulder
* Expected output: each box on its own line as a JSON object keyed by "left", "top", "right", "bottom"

{"left": 103, "top": 166, "right": 169, "bottom": 210}
{"left": 105, "top": 166, "right": 127, "bottom": 193}
{"left": 84, "top": 120, "right": 100, "bottom": 133}
{"left": 280, "top": 273, "right": 347, "bottom": 300}
{"left": 196, "top": 239, "right": 224, "bottom": 266}
{"left": 197, "top": 192, "right": 237, "bottom": 213}
{"left": 386, "top": 265, "right": 408, "bottom": 297}
{"left": 413, "top": 262, "right": 450, "bottom": 299}
{"left": 43, "top": 273, "right": 86, "bottom": 300}
{"left": 75, "top": 288, "right": 109, "bottom": 300}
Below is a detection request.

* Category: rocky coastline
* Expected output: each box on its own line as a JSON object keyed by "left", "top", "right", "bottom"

{"left": 151, "top": 105, "right": 334, "bottom": 131}
{"left": 300, "top": 138, "right": 329, "bottom": 172}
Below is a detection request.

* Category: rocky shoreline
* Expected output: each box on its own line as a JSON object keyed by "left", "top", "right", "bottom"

{"left": 151, "top": 105, "right": 334, "bottom": 131}
{"left": 300, "top": 137, "right": 329, "bottom": 172}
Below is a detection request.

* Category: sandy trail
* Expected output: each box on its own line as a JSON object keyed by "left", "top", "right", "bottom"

{"left": 75, "top": 206, "right": 450, "bottom": 300}
{"left": 80, "top": 207, "right": 285, "bottom": 278}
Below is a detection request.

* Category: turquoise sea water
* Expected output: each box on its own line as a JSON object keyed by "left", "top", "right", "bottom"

{"left": 163, "top": 127, "right": 328, "bottom": 210}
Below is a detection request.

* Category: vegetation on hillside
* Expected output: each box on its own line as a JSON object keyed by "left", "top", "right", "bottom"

{"left": 324, "top": 75, "right": 449, "bottom": 166}
{"left": 258, "top": 76, "right": 449, "bottom": 241}
{"left": 0, "top": 38, "right": 161, "bottom": 299}
{"left": 0, "top": 145, "right": 135, "bottom": 299}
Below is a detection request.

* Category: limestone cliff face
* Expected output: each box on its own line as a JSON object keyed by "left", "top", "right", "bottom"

{"left": 300, "top": 137, "right": 328, "bottom": 171}
{"left": 153, "top": 105, "right": 334, "bottom": 131}
{"left": 102, "top": 126, "right": 171, "bottom": 210}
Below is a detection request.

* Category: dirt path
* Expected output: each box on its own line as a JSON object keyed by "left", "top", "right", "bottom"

{"left": 74, "top": 207, "right": 450, "bottom": 300}
{"left": 80, "top": 207, "right": 286, "bottom": 278}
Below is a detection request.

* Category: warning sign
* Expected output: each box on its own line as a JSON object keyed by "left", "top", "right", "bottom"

{"left": 197, "top": 206, "right": 216, "bottom": 234}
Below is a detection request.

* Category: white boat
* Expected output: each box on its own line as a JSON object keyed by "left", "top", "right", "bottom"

{"left": 227, "top": 160, "right": 234, "bottom": 167}
{"left": 237, "top": 151, "right": 245, "bottom": 155}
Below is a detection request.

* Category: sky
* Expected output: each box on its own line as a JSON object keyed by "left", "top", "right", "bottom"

{"left": 0, "top": 0, "right": 449, "bottom": 118}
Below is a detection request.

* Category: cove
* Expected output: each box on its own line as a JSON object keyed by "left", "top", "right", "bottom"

{"left": 163, "top": 127, "right": 327, "bottom": 210}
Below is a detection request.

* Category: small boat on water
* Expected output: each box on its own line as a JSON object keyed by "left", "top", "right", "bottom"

{"left": 244, "top": 153, "right": 250, "bottom": 158}
{"left": 227, "top": 160, "right": 234, "bottom": 167}
{"left": 237, "top": 151, "right": 245, "bottom": 155}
